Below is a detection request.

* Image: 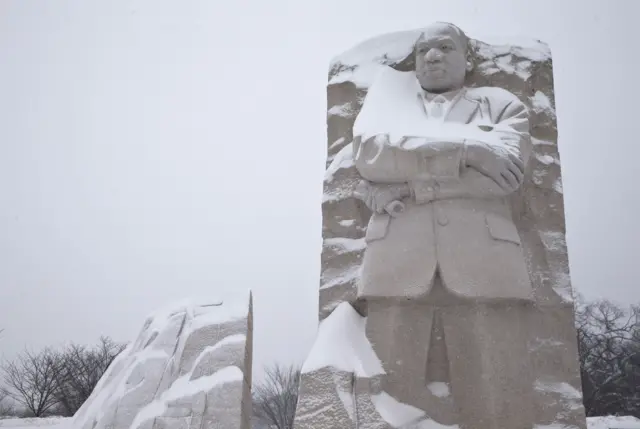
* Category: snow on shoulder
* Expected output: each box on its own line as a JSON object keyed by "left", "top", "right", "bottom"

{"left": 353, "top": 66, "right": 520, "bottom": 155}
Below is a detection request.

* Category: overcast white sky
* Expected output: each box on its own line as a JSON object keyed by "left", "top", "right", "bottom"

{"left": 1, "top": 0, "right": 639, "bottom": 378}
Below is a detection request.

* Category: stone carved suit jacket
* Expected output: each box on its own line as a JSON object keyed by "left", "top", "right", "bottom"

{"left": 352, "top": 67, "right": 533, "bottom": 302}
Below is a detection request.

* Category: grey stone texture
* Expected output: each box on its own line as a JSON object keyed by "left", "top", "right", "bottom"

{"left": 295, "top": 22, "right": 586, "bottom": 429}
{"left": 73, "top": 293, "right": 253, "bottom": 429}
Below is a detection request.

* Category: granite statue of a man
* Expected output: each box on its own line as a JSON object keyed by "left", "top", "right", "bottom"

{"left": 352, "top": 22, "right": 536, "bottom": 429}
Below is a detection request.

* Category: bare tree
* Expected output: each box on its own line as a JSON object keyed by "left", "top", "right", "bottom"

{"left": 1, "top": 348, "right": 62, "bottom": 417}
{"left": 253, "top": 364, "right": 300, "bottom": 429}
{"left": 53, "top": 337, "right": 126, "bottom": 416}
{"left": 576, "top": 298, "right": 640, "bottom": 418}
{"left": 0, "top": 389, "right": 15, "bottom": 418}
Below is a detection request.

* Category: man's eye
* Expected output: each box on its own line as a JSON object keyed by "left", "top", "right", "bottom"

{"left": 441, "top": 45, "right": 453, "bottom": 52}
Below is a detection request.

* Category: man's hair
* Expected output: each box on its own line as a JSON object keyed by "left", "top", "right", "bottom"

{"left": 415, "top": 22, "right": 470, "bottom": 55}
{"left": 414, "top": 22, "right": 474, "bottom": 73}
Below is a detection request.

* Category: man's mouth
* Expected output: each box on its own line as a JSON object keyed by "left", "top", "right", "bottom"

{"left": 425, "top": 68, "right": 446, "bottom": 77}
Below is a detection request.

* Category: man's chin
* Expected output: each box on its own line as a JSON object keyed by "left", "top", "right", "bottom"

{"left": 421, "top": 81, "right": 453, "bottom": 93}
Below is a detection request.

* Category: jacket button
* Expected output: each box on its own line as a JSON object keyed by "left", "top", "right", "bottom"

{"left": 437, "top": 213, "right": 449, "bottom": 226}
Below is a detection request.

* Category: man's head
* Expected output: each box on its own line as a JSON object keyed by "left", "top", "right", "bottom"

{"left": 414, "top": 22, "right": 472, "bottom": 93}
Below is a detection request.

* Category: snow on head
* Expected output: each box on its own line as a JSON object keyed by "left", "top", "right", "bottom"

{"left": 329, "top": 27, "right": 551, "bottom": 90}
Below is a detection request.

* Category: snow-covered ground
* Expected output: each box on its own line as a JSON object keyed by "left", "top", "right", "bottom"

{"left": 0, "top": 417, "right": 70, "bottom": 429}
{"left": 0, "top": 415, "right": 638, "bottom": 429}
{"left": 588, "top": 416, "right": 640, "bottom": 429}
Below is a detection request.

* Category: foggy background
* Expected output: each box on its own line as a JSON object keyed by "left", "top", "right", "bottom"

{"left": 1, "top": 0, "right": 638, "bottom": 378}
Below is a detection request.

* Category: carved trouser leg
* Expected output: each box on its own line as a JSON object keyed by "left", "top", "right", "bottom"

{"left": 364, "top": 274, "right": 535, "bottom": 429}
{"left": 364, "top": 275, "right": 455, "bottom": 425}
{"left": 364, "top": 299, "right": 433, "bottom": 403}
{"left": 441, "top": 301, "right": 535, "bottom": 429}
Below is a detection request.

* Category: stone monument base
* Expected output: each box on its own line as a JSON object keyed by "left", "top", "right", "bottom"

{"left": 295, "top": 301, "right": 585, "bottom": 429}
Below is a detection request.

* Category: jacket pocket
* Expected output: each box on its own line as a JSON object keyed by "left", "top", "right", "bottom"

{"left": 365, "top": 213, "right": 391, "bottom": 243}
{"left": 485, "top": 212, "right": 521, "bottom": 245}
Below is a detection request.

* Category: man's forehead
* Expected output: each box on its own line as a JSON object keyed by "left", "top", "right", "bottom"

{"left": 417, "top": 23, "right": 465, "bottom": 46}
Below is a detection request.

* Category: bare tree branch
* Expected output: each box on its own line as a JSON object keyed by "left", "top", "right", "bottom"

{"left": 253, "top": 364, "right": 300, "bottom": 429}
{"left": 1, "top": 337, "right": 126, "bottom": 417}
{"left": 0, "top": 389, "right": 15, "bottom": 418}
{"left": 52, "top": 337, "right": 126, "bottom": 416}
{"left": 576, "top": 297, "right": 640, "bottom": 418}
{"left": 1, "top": 348, "right": 62, "bottom": 417}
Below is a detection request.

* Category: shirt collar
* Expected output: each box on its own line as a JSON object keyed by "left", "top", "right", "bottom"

{"left": 421, "top": 88, "right": 461, "bottom": 103}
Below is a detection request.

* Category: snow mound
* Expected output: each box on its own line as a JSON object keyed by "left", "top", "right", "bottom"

{"left": 302, "top": 302, "right": 383, "bottom": 377}
{"left": 73, "top": 291, "right": 253, "bottom": 429}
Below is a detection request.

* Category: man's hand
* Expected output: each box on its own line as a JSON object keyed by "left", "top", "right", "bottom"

{"left": 465, "top": 143, "right": 524, "bottom": 192}
{"left": 354, "top": 180, "right": 410, "bottom": 214}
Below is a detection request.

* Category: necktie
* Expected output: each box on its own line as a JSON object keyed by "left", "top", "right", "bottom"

{"left": 430, "top": 95, "right": 446, "bottom": 119}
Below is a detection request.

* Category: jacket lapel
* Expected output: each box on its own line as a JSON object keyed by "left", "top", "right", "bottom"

{"left": 405, "top": 74, "right": 484, "bottom": 129}
{"left": 444, "top": 90, "right": 481, "bottom": 124}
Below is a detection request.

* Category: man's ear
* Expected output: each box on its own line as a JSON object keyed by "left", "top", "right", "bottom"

{"left": 466, "top": 60, "right": 474, "bottom": 73}
{"left": 465, "top": 43, "right": 475, "bottom": 73}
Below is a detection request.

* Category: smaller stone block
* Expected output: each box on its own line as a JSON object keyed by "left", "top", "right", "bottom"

{"left": 72, "top": 292, "right": 253, "bottom": 429}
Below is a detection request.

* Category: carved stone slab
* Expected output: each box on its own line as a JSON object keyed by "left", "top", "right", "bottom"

{"left": 295, "top": 24, "right": 586, "bottom": 429}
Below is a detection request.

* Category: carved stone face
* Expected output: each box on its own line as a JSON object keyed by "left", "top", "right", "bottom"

{"left": 415, "top": 23, "right": 468, "bottom": 93}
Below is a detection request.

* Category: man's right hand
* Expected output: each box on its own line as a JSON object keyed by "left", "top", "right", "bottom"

{"left": 465, "top": 143, "right": 525, "bottom": 193}
{"left": 354, "top": 180, "right": 410, "bottom": 214}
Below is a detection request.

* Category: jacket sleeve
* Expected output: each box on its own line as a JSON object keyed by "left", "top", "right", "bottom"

{"left": 353, "top": 134, "right": 465, "bottom": 182}
{"left": 352, "top": 91, "right": 531, "bottom": 202}
{"left": 430, "top": 94, "right": 531, "bottom": 201}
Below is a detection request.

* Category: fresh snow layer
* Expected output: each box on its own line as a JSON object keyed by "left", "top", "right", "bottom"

{"left": 130, "top": 365, "right": 243, "bottom": 429}
{"left": 371, "top": 392, "right": 425, "bottom": 427}
{"left": 427, "top": 382, "right": 451, "bottom": 398}
{"left": 324, "top": 143, "right": 354, "bottom": 182}
{"left": 476, "top": 35, "right": 551, "bottom": 62}
{"left": 301, "top": 302, "right": 383, "bottom": 376}
{"left": 320, "top": 264, "right": 360, "bottom": 290}
{"left": 330, "top": 31, "right": 417, "bottom": 70}
{"left": 538, "top": 380, "right": 581, "bottom": 399}
{"left": 530, "top": 90, "right": 555, "bottom": 115}
{"left": 0, "top": 419, "right": 70, "bottom": 428}
{"left": 329, "top": 27, "right": 550, "bottom": 89}
{"left": 143, "top": 292, "right": 250, "bottom": 332}
{"left": 353, "top": 67, "right": 518, "bottom": 155}
{"left": 323, "top": 237, "right": 366, "bottom": 254}
{"left": 73, "top": 292, "right": 250, "bottom": 429}
{"left": 588, "top": 416, "right": 640, "bottom": 429}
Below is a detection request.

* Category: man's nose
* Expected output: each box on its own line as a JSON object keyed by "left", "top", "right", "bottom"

{"left": 425, "top": 48, "right": 443, "bottom": 63}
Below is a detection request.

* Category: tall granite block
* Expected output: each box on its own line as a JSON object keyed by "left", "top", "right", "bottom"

{"left": 295, "top": 23, "right": 586, "bottom": 429}
{"left": 73, "top": 292, "right": 253, "bottom": 429}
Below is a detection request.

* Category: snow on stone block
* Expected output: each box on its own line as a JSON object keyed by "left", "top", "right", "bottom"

{"left": 301, "top": 302, "right": 383, "bottom": 377}
{"left": 73, "top": 291, "right": 253, "bottom": 429}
